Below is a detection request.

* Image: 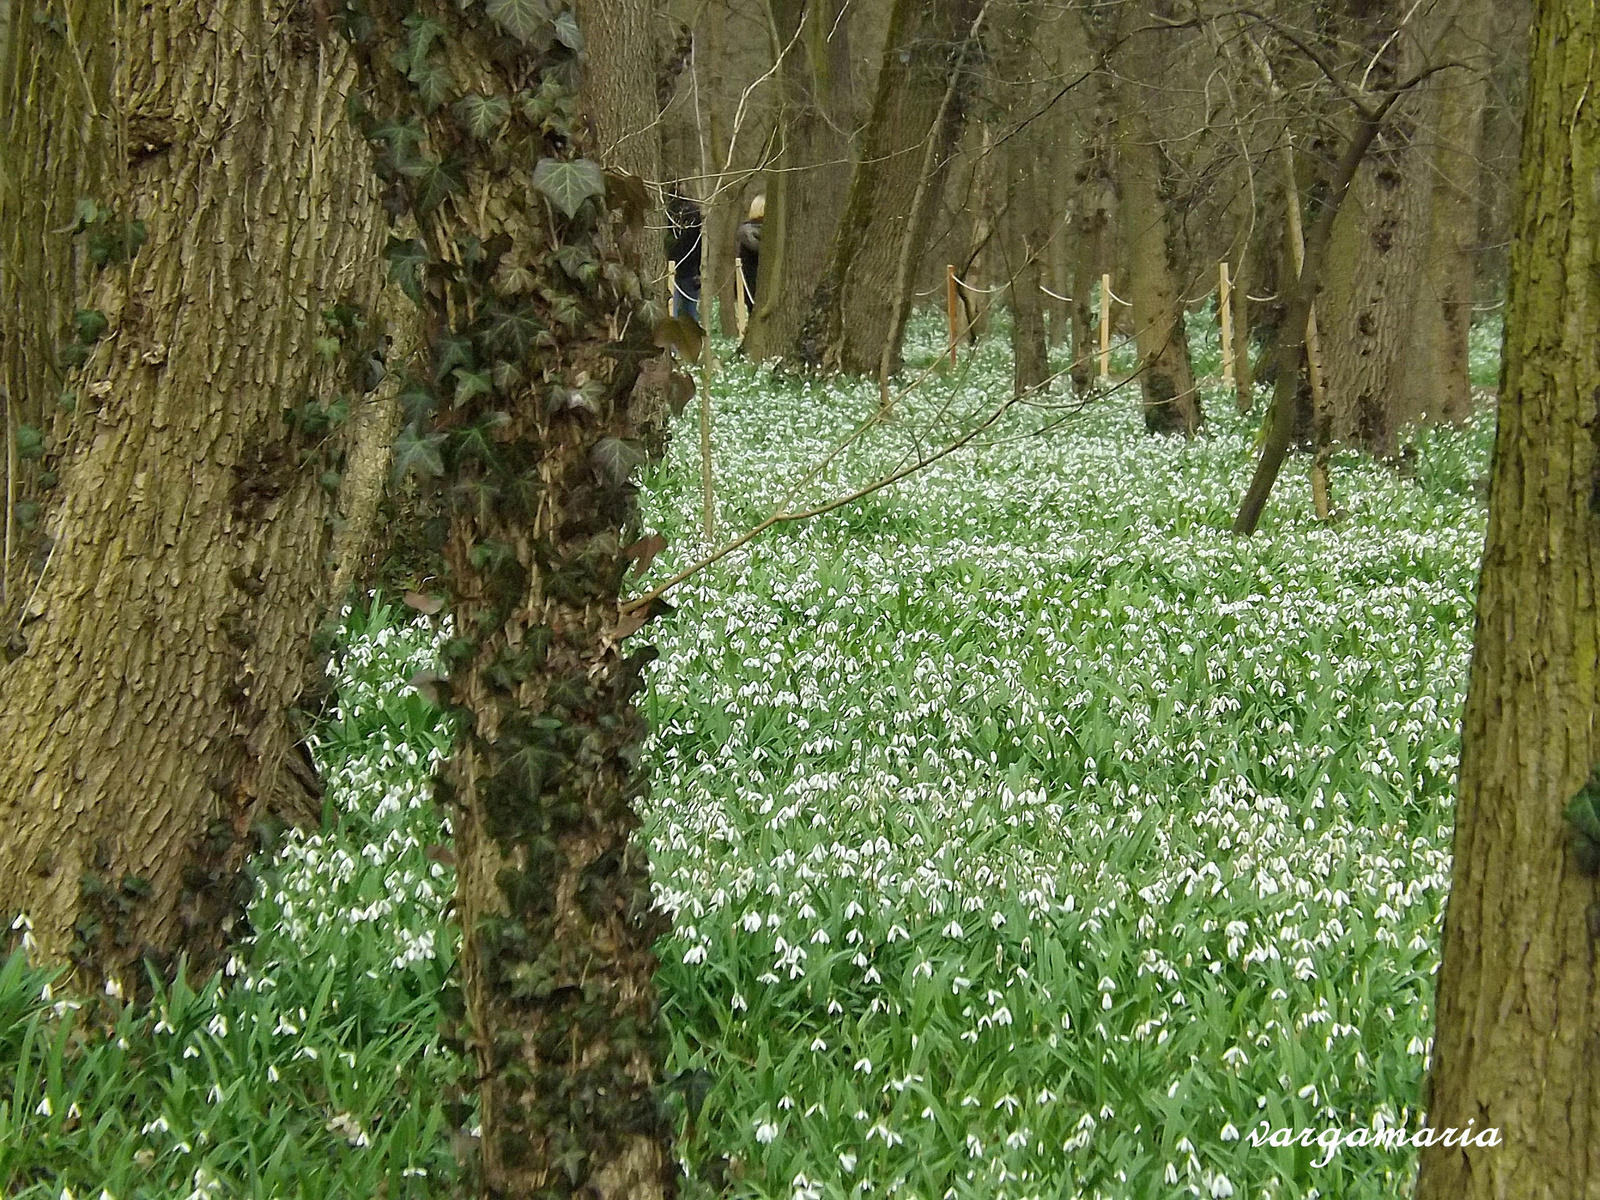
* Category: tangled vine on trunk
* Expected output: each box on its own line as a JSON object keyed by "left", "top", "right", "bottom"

{"left": 338, "top": 2, "right": 691, "bottom": 1194}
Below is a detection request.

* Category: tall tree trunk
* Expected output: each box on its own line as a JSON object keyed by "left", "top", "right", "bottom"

{"left": 1397, "top": 0, "right": 1494, "bottom": 425}
{"left": 1317, "top": 18, "right": 1435, "bottom": 460}
{"left": 1112, "top": 6, "right": 1202, "bottom": 437}
{"left": 995, "top": 3, "right": 1048, "bottom": 397}
{"left": 573, "top": 0, "right": 668, "bottom": 307}
{"left": 343, "top": 3, "right": 681, "bottom": 1193}
{"left": 0, "top": 0, "right": 395, "bottom": 981}
{"left": 0, "top": 0, "right": 113, "bottom": 633}
{"left": 796, "top": 0, "right": 984, "bottom": 378}
{"left": 1415, "top": 1, "right": 1600, "bottom": 1193}
{"left": 743, "top": 0, "right": 854, "bottom": 363}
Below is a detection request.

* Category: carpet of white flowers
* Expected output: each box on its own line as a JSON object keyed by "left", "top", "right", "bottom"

{"left": 0, "top": 312, "right": 1495, "bottom": 1200}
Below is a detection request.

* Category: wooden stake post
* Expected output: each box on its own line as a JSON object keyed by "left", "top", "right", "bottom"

{"left": 1219, "top": 261, "right": 1235, "bottom": 384}
{"left": 1099, "top": 272, "right": 1112, "bottom": 383}
{"left": 946, "top": 265, "right": 959, "bottom": 366}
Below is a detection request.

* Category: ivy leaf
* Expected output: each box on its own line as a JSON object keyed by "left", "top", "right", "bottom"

{"left": 393, "top": 426, "right": 447, "bottom": 481}
{"left": 552, "top": 9, "right": 583, "bottom": 51}
{"left": 314, "top": 336, "right": 342, "bottom": 362}
{"left": 1567, "top": 774, "right": 1600, "bottom": 844}
{"left": 401, "top": 14, "right": 446, "bottom": 67}
{"left": 400, "top": 378, "right": 438, "bottom": 426}
{"left": 542, "top": 289, "right": 582, "bottom": 329}
{"left": 486, "top": 0, "right": 553, "bottom": 44}
{"left": 590, "top": 437, "right": 646, "bottom": 486}
{"left": 495, "top": 259, "right": 537, "bottom": 295}
{"left": 387, "top": 237, "right": 429, "bottom": 302}
{"left": 453, "top": 369, "right": 493, "bottom": 406}
{"left": 481, "top": 304, "right": 542, "bottom": 360}
{"left": 533, "top": 157, "right": 605, "bottom": 219}
{"left": 409, "top": 62, "right": 453, "bottom": 113}
{"left": 434, "top": 333, "right": 475, "bottom": 381}
{"left": 455, "top": 93, "right": 510, "bottom": 140}
{"left": 415, "top": 156, "right": 466, "bottom": 216}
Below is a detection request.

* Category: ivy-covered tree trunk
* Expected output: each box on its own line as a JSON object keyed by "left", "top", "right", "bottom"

{"left": 1415, "top": 1, "right": 1600, "bottom": 1193}
{"left": 0, "top": 0, "right": 396, "bottom": 980}
{"left": 795, "top": 0, "right": 983, "bottom": 378}
{"left": 742, "top": 0, "right": 854, "bottom": 364}
{"left": 340, "top": 3, "right": 683, "bottom": 1193}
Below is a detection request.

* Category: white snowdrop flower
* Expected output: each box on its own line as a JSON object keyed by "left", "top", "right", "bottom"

{"left": 867, "top": 1122, "right": 903, "bottom": 1146}
{"left": 990, "top": 911, "right": 1005, "bottom": 928}
{"left": 810, "top": 1036, "right": 827, "bottom": 1052}
{"left": 844, "top": 901, "right": 864, "bottom": 920}
{"left": 755, "top": 1121, "right": 779, "bottom": 1144}
{"left": 1222, "top": 1046, "right": 1249, "bottom": 1067}
{"left": 206, "top": 1014, "right": 229, "bottom": 1039}
{"left": 943, "top": 920, "right": 964, "bottom": 939}
{"left": 682, "top": 944, "right": 707, "bottom": 965}
{"left": 1176, "top": 1136, "right": 1195, "bottom": 1154}
{"left": 810, "top": 928, "right": 830, "bottom": 945}
{"left": 1102, "top": 992, "right": 1113, "bottom": 1010}
{"left": 778, "top": 1095, "right": 794, "bottom": 1110}
{"left": 183, "top": 1045, "right": 200, "bottom": 1059}
{"left": 854, "top": 1057, "right": 873, "bottom": 1074}
{"left": 839, "top": 1151, "right": 857, "bottom": 1172}
{"left": 142, "top": 1116, "right": 170, "bottom": 1135}
{"left": 1164, "top": 1163, "right": 1180, "bottom": 1185}
{"left": 730, "top": 993, "right": 747, "bottom": 1011}
{"left": 36, "top": 1096, "right": 52, "bottom": 1117}
{"left": 267, "top": 1065, "right": 279, "bottom": 1083}
{"left": 1209, "top": 1173, "right": 1236, "bottom": 1198}
{"left": 104, "top": 977, "right": 124, "bottom": 999}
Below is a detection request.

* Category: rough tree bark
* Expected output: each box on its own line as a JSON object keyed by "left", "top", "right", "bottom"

{"left": 1415, "top": 1, "right": 1600, "bottom": 1194}
{"left": 1111, "top": 1, "right": 1202, "bottom": 436}
{"left": 1317, "top": 6, "right": 1436, "bottom": 460}
{"left": 795, "top": 0, "right": 984, "bottom": 378}
{"left": 1397, "top": 0, "right": 1494, "bottom": 425}
{"left": 573, "top": 0, "right": 668, "bottom": 304}
{"left": 0, "top": 0, "right": 113, "bottom": 636}
{"left": 742, "top": 0, "right": 854, "bottom": 363}
{"left": 342, "top": 2, "right": 683, "bottom": 1193}
{"left": 0, "top": 0, "right": 396, "bottom": 981}
{"left": 995, "top": 2, "right": 1049, "bottom": 396}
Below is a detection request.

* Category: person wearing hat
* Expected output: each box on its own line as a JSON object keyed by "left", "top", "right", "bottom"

{"left": 736, "top": 194, "right": 765, "bottom": 318}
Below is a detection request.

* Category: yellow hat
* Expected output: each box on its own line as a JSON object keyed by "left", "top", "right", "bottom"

{"left": 747, "top": 194, "right": 766, "bottom": 222}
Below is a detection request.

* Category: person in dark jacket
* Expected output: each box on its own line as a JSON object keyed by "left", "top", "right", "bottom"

{"left": 666, "top": 193, "right": 703, "bottom": 324}
{"left": 736, "top": 194, "right": 765, "bottom": 318}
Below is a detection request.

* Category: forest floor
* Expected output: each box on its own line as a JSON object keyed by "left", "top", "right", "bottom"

{"left": 1, "top": 310, "right": 1499, "bottom": 1199}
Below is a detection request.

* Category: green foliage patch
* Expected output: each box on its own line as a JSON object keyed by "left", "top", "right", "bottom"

{"left": 1, "top": 313, "right": 1500, "bottom": 1198}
